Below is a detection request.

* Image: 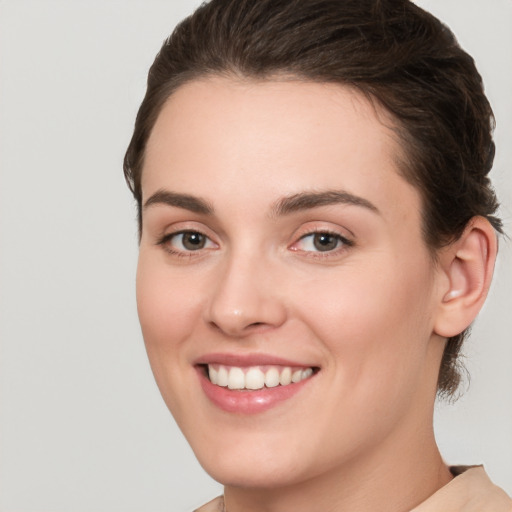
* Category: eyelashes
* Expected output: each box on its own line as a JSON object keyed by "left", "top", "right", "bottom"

{"left": 156, "top": 228, "right": 354, "bottom": 259}
{"left": 291, "top": 231, "right": 354, "bottom": 254}
{"left": 157, "top": 230, "right": 218, "bottom": 257}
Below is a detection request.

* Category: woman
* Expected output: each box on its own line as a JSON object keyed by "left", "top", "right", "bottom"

{"left": 124, "top": 0, "right": 511, "bottom": 510}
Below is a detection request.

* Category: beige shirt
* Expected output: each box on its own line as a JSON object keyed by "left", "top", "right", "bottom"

{"left": 411, "top": 466, "right": 512, "bottom": 512}
{"left": 194, "top": 466, "right": 512, "bottom": 512}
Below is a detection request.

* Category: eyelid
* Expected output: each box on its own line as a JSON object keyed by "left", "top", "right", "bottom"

{"left": 288, "top": 225, "right": 355, "bottom": 256}
{"left": 161, "top": 230, "right": 216, "bottom": 247}
{"left": 156, "top": 223, "right": 219, "bottom": 257}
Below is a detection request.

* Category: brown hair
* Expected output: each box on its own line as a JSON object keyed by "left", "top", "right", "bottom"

{"left": 124, "top": 0, "right": 502, "bottom": 398}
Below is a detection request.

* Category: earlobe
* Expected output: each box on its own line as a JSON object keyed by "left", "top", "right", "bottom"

{"left": 434, "top": 217, "right": 497, "bottom": 338}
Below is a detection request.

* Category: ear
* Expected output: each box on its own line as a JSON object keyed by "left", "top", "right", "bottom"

{"left": 434, "top": 216, "right": 498, "bottom": 338}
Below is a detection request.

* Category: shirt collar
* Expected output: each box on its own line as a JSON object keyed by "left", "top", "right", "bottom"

{"left": 411, "top": 466, "right": 512, "bottom": 512}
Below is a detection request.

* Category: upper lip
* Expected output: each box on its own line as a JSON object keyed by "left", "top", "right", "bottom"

{"left": 193, "top": 352, "right": 318, "bottom": 368}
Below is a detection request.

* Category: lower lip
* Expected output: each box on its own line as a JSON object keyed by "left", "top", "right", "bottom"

{"left": 197, "top": 368, "right": 314, "bottom": 414}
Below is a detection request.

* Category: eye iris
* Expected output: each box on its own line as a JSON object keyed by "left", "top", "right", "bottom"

{"left": 182, "top": 232, "right": 206, "bottom": 250}
{"left": 313, "top": 233, "right": 338, "bottom": 251}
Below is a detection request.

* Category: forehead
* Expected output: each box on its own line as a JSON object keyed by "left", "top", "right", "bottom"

{"left": 145, "top": 77, "right": 400, "bottom": 169}
{"left": 142, "top": 77, "right": 420, "bottom": 224}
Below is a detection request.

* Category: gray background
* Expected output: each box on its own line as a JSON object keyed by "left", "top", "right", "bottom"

{"left": 0, "top": 1, "right": 510, "bottom": 510}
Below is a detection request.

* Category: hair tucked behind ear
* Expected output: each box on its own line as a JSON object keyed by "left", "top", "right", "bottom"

{"left": 124, "top": 0, "right": 502, "bottom": 398}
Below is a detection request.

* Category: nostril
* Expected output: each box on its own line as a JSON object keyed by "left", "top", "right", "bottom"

{"left": 205, "top": 288, "right": 287, "bottom": 336}
{"left": 208, "top": 319, "right": 274, "bottom": 337}
{"left": 209, "top": 321, "right": 223, "bottom": 333}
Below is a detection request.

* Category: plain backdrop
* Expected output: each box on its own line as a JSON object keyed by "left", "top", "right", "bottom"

{"left": 0, "top": 1, "right": 511, "bottom": 511}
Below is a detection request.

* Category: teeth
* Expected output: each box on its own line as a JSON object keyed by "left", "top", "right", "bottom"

{"left": 246, "top": 367, "right": 265, "bottom": 390}
{"left": 217, "top": 366, "right": 228, "bottom": 387}
{"left": 207, "top": 364, "right": 315, "bottom": 390}
{"left": 302, "top": 368, "right": 313, "bottom": 379}
{"left": 227, "top": 367, "right": 245, "bottom": 390}
{"left": 265, "top": 367, "right": 280, "bottom": 388}
{"left": 209, "top": 366, "right": 218, "bottom": 385}
{"left": 291, "top": 369, "right": 303, "bottom": 383}
{"left": 279, "top": 367, "right": 292, "bottom": 386}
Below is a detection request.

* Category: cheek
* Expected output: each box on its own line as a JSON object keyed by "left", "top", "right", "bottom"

{"left": 294, "top": 254, "right": 436, "bottom": 397}
{"left": 135, "top": 252, "right": 210, "bottom": 423}
{"left": 135, "top": 252, "right": 202, "bottom": 376}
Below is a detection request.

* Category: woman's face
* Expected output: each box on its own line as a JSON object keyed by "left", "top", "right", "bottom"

{"left": 137, "top": 78, "right": 447, "bottom": 488}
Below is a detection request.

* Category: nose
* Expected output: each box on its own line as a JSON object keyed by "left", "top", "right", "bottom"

{"left": 204, "top": 252, "right": 287, "bottom": 337}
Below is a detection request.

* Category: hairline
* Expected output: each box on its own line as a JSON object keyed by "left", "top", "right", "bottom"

{"left": 136, "top": 71, "right": 439, "bottom": 252}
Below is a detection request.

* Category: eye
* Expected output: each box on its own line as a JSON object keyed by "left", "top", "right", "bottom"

{"left": 293, "top": 232, "right": 352, "bottom": 253}
{"left": 159, "top": 230, "right": 216, "bottom": 253}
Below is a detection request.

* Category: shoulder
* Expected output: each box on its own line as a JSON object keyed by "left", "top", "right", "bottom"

{"left": 412, "top": 466, "right": 512, "bottom": 512}
{"left": 193, "top": 496, "right": 224, "bottom": 512}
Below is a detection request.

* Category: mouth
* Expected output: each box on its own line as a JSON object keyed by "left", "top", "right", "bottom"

{"left": 204, "top": 364, "right": 316, "bottom": 390}
{"left": 195, "top": 357, "right": 319, "bottom": 414}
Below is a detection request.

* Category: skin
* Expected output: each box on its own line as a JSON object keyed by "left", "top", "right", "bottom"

{"left": 136, "top": 77, "right": 475, "bottom": 512}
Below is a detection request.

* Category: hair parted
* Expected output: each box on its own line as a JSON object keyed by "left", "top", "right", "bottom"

{"left": 124, "top": 0, "right": 502, "bottom": 398}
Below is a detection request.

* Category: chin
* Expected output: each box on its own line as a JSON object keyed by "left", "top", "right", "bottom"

{"left": 198, "top": 453, "right": 312, "bottom": 489}
{"left": 186, "top": 422, "right": 343, "bottom": 491}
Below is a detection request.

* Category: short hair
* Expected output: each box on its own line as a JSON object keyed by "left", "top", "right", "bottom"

{"left": 124, "top": 0, "right": 502, "bottom": 398}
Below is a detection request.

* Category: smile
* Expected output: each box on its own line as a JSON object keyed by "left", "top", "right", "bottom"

{"left": 196, "top": 356, "right": 319, "bottom": 414}
{"left": 208, "top": 364, "right": 314, "bottom": 390}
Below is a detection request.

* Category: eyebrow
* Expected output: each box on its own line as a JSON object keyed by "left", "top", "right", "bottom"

{"left": 271, "top": 190, "right": 379, "bottom": 217}
{"left": 143, "top": 189, "right": 214, "bottom": 215}
{"left": 143, "top": 188, "right": 379, "bottom": 217}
